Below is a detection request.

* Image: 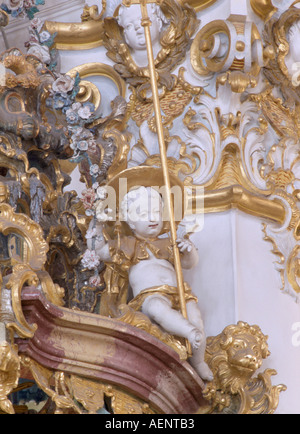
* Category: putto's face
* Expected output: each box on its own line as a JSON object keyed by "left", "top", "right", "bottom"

{"left": 119, "top": 4, "right": 162, "bottom": 51}
{"left": 126, "top": 188, "right": 164, "bottom": 239}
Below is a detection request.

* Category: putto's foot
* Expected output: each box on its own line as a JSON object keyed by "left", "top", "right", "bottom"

{"left": 194, "top": 361, "right": 214, "bottom": 382}
{"left": 188, "top": 328, "right": 203, "bottom": 349}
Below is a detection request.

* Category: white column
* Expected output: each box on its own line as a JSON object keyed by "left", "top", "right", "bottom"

{"left": 184, "top": 211, "right": 237, "bottom": 337}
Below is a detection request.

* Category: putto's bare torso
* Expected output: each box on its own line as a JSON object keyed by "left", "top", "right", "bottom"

{"left": 129, "top": 248, "right": 177, "bottom": 297}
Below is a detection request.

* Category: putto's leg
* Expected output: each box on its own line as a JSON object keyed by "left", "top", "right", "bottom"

{"left": 186, "top": 301, "right": 214, "bottom": 381}
{"left": 141, "top": 296, "right": 202, "bottom": 348}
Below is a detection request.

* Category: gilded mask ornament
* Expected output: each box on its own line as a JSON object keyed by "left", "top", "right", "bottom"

{"left": 202, "top": 321, "right": 286, "bottom": 414}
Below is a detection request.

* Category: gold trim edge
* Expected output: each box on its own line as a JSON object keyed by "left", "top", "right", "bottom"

{"left": 43, "top": 20, "right": 104, "bottom": 51}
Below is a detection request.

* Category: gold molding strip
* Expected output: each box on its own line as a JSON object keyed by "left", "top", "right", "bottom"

{"left": 189, "top": 186, "right": 286, "bottom": 224}
{"left": 43, "top": 20, "right": 104, "bottom": 51}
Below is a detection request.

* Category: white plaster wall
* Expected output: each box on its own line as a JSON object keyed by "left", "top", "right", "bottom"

{"left": 183, "top": 212, "right": 237, "bottom": 337}
{"left": 185, "top": 210, "right": 300, "bottom": 414}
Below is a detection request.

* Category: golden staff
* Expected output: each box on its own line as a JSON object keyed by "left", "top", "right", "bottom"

{"left": 122, "top": 0, "right": 191, "bottom": 351}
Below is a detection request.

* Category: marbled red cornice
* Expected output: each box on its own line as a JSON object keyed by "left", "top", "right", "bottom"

{"left": 18, "top": 288, "right": 207, "bottom": 414}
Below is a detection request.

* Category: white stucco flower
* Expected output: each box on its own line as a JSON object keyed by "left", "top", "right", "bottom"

{"left": 78, "top": 104, "right": 93, "bottom": 119}
{"left": 90, "top": 164, "right": 100, "bottom": 176}
{"left": 52, "top": 74, "right": 75, "bottom": 94}
{"left": 39, "top": 30, "right": 51, "bottom": 43}
{"left": 85, "top": 227, "right": 97, "bottom": 240}
{"left": 3, "top": 0, "right": 24, "bottom": 11}
{"left": 71, "top": 102, "right": 82, "bottom": 112}
{"left": 27, "top": 43, "right": 51, "bottom": 64}
{"left": 96, "top": 186, "right": 107, "bottom": 200}
{"left": 77, "top": 140, "right": 89, "bottom": 152}
{"left": 81, "top": 249, "right": 100, "bottom": 270}
{"left": 30, "top": 17, "right": 43, "bottom": 32}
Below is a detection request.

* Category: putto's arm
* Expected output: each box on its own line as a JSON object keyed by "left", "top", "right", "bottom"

{"left": 176, "top": 238, "right": 199, "bottom": 269}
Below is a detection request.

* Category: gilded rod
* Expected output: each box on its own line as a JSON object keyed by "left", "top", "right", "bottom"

{"left": 126, "top": 0, "right": 189, "bottom": 322}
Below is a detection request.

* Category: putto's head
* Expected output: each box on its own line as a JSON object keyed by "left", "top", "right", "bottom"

{"left": 117, "top": 3, "right": 167, "bottom": 51}
{"left": 121, "top": 186, "right": 164, "bottom": 238}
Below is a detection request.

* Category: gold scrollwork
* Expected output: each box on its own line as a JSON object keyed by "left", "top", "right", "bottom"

{"left": 0, "top": 183, "right": 9, "bottom": 204}
{"left": 0, "top": 341, "right": 20, "bottom": 414}
{"left": 263, "top": 5, "right": 300, "bottom": 102}
{"left": 5, "top": 264, "right": 38, "bottom": 339}
{"left": 20, "top": 356, "right": 155, "bottom": 414}
{"left": 0, "top": 204, "right": 65, "bottom": 338}
{"left": 0, "top": 203, "right": 48, "bottom": 270}
{"left": 66, "top": 63, "right": 126, "bottom": 112}
{"left": 0, "top": 51, "right": 41, "bottom": 93}
{"left": 191, "top": 20, "right": 232, "bottom": 77}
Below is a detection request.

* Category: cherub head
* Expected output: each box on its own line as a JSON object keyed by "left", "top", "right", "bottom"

{"left": 121, "top": 186, "right": 164, "bottom": 238}
{"left": 117, "top": 3, "right": 168, "bottom": 66}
